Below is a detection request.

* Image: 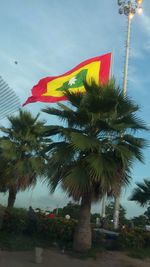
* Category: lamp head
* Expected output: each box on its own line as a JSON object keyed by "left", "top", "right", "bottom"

{"left": 129, "top": 12, "right": 134, "bottom": 19}
{"left": 136, "top": 0, "right": 143, "bottom": 4}
{"left": 137, "top": 6, "right": 143, "bottom": 13}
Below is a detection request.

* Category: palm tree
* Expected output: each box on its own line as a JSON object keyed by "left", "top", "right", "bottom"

{"left": 0, "top": 110, "right": 48, "bottom": 208}
{"left": 130, "top": 179, "right": 150, "bottom": 206}
{"left": 43, "top": 81, "right": 147, "bottom": 252}
{"left": 0, "top": 150, "right": 10, "bottom": 193}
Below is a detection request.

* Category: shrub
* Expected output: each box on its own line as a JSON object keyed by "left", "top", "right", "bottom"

{"left": 92, "top": 230, "right": 105, "bottom": 246}
{"left": 1, "top": 208, "right": 28, "bottom": 234}
{"left": 3, "top": 207, "right": 149, "bottom": 251}
{"left": 0, "top": 208, "right": 77, "bottom": 248}
{"left": 117, "top": 229, "right": 150, "bottom": 249}
{"left": 143, "top": 232, "right": 150, "bottom": 247}
{"left": 37, "top": 217, "right": 77, "bottom": 248}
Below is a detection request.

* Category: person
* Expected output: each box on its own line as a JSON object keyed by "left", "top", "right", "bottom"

{"left": 28, "top": 206, "right": 37, "bottom": 234}
{"left": 96, "top": 217, "right": 100, "bottom": 227}
{"left": 28, "top": 206, "right": 35, "bottom": 216}
{"left": 101, "top": 217, "right": 107, "bottom": 229}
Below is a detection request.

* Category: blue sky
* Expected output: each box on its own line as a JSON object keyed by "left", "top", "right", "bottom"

{"left": 0, "top": 0, "right": 150, "bottom": 218}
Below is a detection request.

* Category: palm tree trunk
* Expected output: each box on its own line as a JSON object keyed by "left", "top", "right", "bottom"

{"left": 101, "top": 193, "right": 107, "bottom": 218}
{"left": 73, "top": 195, "right": 91, "bottom": 252}
{"left": 113, "top": 193, "right": 120, "bottom": 230}
{"left": 7, "top": 187, "right": 17, "bottom": 209}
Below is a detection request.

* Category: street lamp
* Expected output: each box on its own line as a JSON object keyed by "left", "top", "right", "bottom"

{"left": 117, "top": 0, "right": 144, "bottom": 95}
{"left": 113, "top": 0, "right": 144, "bottom": 230}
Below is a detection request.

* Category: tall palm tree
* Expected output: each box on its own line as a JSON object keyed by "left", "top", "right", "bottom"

{"left": 130, "top": 179, "right": 150, "bottom": 206}
{"left": 0, "top": 110, "right": 48, "bottom": 208}
{"left": 43, "top": 81, "right": 147, "bottom": 252}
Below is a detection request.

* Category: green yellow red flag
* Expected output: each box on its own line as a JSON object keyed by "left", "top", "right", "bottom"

{"left": 23, "top": 53, "right": 111, "bottom": 106}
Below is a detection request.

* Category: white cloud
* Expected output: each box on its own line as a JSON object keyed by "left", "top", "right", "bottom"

{"left": 141, "top": 14, "right": 150, "bottom": 35}
{"left": 138, "top": 14, "right": 150, "bottom": 54}
{"left": 130, "top": 47, "right": 144, "bottom": 59}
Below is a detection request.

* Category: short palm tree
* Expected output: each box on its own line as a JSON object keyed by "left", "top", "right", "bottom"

{"left": 130, "top": 179, "right": 150, "bottom": 206}
{"left": 0, "top": 110, "right": 49, "bottom": 208}
{"left": 43, "top": 81, "right": 147, "bottom": 252}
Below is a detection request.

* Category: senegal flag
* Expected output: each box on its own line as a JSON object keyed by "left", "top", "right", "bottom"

{"left": 23, "top": 53, "right": 111, "bottom": 106}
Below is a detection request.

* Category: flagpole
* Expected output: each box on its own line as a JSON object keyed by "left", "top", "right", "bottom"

{"left": 100, "top": 51, "right": 113, "bottom": 221}
{"left": 114, "top": 0, "right": 144, "bottom": 230}
{"left": 111, "top": 49, "right": 114, "bottom": 78}
{"left": 123, "top": 14, "right": 132, "bottom": 96}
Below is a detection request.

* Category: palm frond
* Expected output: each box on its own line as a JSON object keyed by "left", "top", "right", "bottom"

{"left": 130, "top": 179, "right": 150, "bottom": 206}
{"left": 43, "top": 80, "right": 147, "bottom": 203}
